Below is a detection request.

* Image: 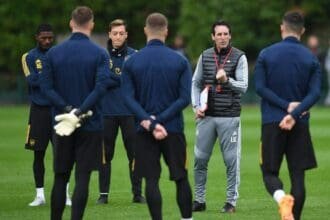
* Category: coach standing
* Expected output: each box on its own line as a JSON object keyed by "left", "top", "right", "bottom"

{"left": 254, "top": 10, "right": 321, "bottom": 220}
{"left": 121, "top": 12, "right": 193, "bottom": 220}
{"left": 191, "top": 20, "right": 248, "bottom": 213}
{"left": 40, "top": 6, "right": 120, "bottom": 220}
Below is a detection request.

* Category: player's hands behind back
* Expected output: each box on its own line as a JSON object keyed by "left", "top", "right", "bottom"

{"left": 54, "top": 109, "right": 93, "bottom": 136}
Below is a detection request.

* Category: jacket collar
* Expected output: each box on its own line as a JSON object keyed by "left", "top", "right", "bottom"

{"left": 70, "top": 32, "right": 90, "bottom": 40}
{"left": 107, "top": 39, "right": 127, "bottom": 57}
{"left": 214, "top": 44, "right": 232, "bottom": 55}
{"left": 147, "top": 39, "right": 165, "bottom": 46}
{"left": 283, "top": 36, "right": 300, "bottom": 43}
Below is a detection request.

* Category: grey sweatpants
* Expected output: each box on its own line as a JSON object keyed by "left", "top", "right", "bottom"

{"left": 194, "top": 116, "right": 241, "bottom": 206}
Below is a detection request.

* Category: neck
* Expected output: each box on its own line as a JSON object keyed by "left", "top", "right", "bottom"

{"left": 72, "top": 28, "right": 91, "bottom": 37}
{"left": 147, "top": 35, "right": 165, "bottom": 43}
{"left": 282, "top": 32, "right": 300, "bottom": 41}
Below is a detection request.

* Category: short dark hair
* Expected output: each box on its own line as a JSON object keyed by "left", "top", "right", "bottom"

{"left": 71, "top": 6, "right": 94, "bottom": 26}
{"left": 146, "top": 12, "right": 168, "bottom": 32}
{"left": 282, "top": 10, "right": 304, "bottom": 34}
{"left": 36, "top": 24, "right": 53, "bottom": 35}
{"left": 211, "top": 20, "right": 231, "bottom": 35}
{"left": 109, "top": 19, "right": 127, "bottom": 32}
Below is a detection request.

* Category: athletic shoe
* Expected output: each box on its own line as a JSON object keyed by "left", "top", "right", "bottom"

{"left": 132, "top": 195, "right": 146, "bottom": 203}
{"left": 29, "top": 196, "right": 46, "bottom": 206}
{"left": 220, "top": 202, "right": 236, "bottom": 213}
{"left": 96, "top": 195, "right": 108, "bottom": 204}
{"left": 192, "top": 201, "right": 206, "bottom": 212}
{"left": 279, "top": 195, "right": 294, "bottom": 220}
{"left": 66, "top": 197, "right": 72, "bottom": 206}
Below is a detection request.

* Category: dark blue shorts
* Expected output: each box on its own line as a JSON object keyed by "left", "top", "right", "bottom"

{"left": 52, "top": 130, "right": 102, "bottom": 173}
{"left": 134, "top": 132, "right": 188, "bottom": 180}
{"left": 25, "top": 103, "right": 52, "bottom": 151}
{"left": 260, "top": 122, "right": 317, "bottom": 171}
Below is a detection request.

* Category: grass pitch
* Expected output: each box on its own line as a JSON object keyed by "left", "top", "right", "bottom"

{"left": 0, "top": 105, "right": 329, "bottom": 219}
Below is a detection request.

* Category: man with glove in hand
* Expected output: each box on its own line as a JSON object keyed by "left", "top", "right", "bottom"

{"left": 40, "top": 6, "right": 120, "bottom": 220}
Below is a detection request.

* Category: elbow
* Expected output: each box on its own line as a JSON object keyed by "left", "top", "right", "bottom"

{"left": 255, "top": 86, "right": 262, "bottom": 96}
{"left": 182, "top": 93, "right": 191, "bottom": 107}
{"left": 314, "top": 89, "right": 321, "bottom": 101}
{"left": 241, "top": 84, "right": 248, "bottom": 93}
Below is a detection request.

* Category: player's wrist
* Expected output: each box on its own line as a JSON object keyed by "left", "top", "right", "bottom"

{"left": 149, "top": 118, "right": 158, "bottom": 132}
{"left": 63, "top": 105, "right": 73, "bottom": 113}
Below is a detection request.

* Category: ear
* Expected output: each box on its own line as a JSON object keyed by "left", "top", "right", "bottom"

{"left": 164, "top": 28, "right": 168, "bottom": 37}
{"left": 301, "top": 27, "right": 305, "bottom": 36}
{"left": 211, "top": 33, "right": 215, "bottom": 41}
{"left": 90, "top": 21, "right": 95, "bottom": 30}
{"left": 144, "top": 26, "right": 148, "bottom": 36}
{"left": 69, "top": 19, "right": 74, "bottom": 29}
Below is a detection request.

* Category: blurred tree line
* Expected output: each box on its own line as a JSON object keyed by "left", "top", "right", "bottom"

{"left": 0, "top": 0, "right": 329, "bottom": 102}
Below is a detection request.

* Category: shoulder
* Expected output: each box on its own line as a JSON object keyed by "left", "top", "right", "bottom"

{"left": 202, "top": 47, "right": 214, "bottom": 55}
{"left": 257, "top": 42, "right": 281, "bottom": 58}
{"left": 23, "top": 48, "right": 37, "bottom": 59}
{"left": 231, "top": 47, "right": 244, "bottom": 55}
{"left": 127, "top": 46, "right": 137, "bottom": 54}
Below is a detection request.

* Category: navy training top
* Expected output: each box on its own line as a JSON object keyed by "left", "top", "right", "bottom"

{"left": 40, "top": 32, "right": 120, "bottom": 131}
{"left": 102, "top": 42, "right": 136, "bottom": 116}
{"left": 121, "top": 39, "right": 192, "bottom": 133}
{"left": 254, "top": 36, "right": 321, "bottom": 124}
{"left": 22, "top": 47, "right": 51, "bottom": 106}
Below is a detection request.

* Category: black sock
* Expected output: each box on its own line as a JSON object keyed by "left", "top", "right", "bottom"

{"left": 175, "top": 177, "right": 192, "bottom": 218}
{"left": 33, "top": 150, "right": 46, "bottom": 188}
{"left": 145, "top": 178, "right": 162, "bottom": 220}
{"left": 71, "top": 171, "right": 92, "bottom": 220}
{"left": 51, "top": 172, "right": 70, "bottom": 220}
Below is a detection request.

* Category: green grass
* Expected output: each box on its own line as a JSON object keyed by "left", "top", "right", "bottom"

{"left": 0, "top": 105, "right": 329, "bottom": 220}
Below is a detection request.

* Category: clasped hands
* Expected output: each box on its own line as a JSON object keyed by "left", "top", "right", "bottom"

{"left": 54, "top": 109, "right": 93, "bottom": 136}
{"left": 279, "top": 102, "right": 308, "bottom": 131}
{"left": 140, "top": 116, "right": 168, "bottom": 140}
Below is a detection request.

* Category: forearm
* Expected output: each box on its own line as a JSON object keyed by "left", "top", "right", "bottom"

{"left": 228, "top": 55, "right": 248, "bottom": 93}
{"left": 191, "top": 55, "right": 203, "bottom": 108}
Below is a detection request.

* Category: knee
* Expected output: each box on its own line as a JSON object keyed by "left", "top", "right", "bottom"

{"left": 194, "top": 157, "right": 209, "bottom": 170}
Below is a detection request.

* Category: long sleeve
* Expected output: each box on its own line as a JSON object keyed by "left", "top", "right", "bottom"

{"left": 156, "top": 60, "right": 192, "bottom": 123}
{"left": 121, "top": 63, "right": 150, "bottom": 121}
{"left": 228, "top": 55, "right": 248, "bottom": 93}
{"left": 40, "top": 54, "right": 67, "bottom": 110}
{"left": 191, "top": 55, "right": 204, "bottom": 109}
{"left": 79, "top": 52, "right": 120, "bottom": 112}
{"left": 21, "top": 53, "right": 40, "bottom": 87}
{"left": 254, "top": 51, "right": 289, "bottom": 110}
{"left": 290, "top": 58, "right": 321, "bottom": 119}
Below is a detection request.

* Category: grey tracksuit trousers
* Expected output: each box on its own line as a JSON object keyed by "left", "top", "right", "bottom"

{"left": 194, "top": 116, "right": 241, "bottom": 206}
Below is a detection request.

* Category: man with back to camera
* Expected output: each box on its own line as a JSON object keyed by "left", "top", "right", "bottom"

{"left": 121, "top": 12, "right": 193, "bottom": 220}
{"left": 254, "top": 10, "right": 321, "bottom": 220}
{"left": 40, "top": 6, "right": 120, "bottom": 220}
{"left": 97, "top": 18, "right": 145, "bottom": 204}
{"left": 21, "top": 24, "right": 71, "bottom": 207}
{"left": 191, "top": 20, "right": 248, "bottom": 213}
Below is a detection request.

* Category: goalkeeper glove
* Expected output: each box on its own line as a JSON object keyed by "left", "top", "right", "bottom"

{"left": 54, "top": 109, "right": 80, "bottom": 136}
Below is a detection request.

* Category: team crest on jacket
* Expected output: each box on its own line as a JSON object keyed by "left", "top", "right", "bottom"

{"left": 109, "top": 59, "right": 113, "bottom": 69}
{"left": 115, "top": 67, "right": 121, "bottom": 75}
{"left": 35, "top": 59, "right": 42, "bottom": 71}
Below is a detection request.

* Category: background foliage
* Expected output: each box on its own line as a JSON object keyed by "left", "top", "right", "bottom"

{"left": 0, "top": 0, "right": 329, "bottom": 102}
